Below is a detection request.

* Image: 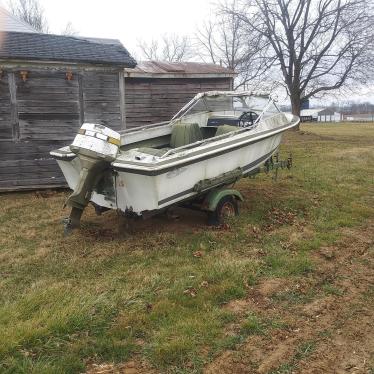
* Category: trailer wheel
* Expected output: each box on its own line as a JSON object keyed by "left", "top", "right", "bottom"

{"left": 208, "top": 195, "right": 239, "bottom": 226}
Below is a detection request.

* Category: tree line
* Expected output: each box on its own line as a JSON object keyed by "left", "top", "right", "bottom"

{"left": 329, "top": 101, "right": 374, "bottom": 114}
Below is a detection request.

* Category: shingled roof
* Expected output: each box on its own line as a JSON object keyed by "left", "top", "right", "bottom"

{"left": 0, "top": 31, "right": 137, "bottom": 67}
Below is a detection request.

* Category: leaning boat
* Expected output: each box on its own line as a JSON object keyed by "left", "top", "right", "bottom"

{"left": 51, "top": 91, "right": 299, "bottom": 231}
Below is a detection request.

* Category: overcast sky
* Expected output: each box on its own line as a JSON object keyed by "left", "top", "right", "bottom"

{"left": 35, "top": 0, "right": 218, "bottom": 57}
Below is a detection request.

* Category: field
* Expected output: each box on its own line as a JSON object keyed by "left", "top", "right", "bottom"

{"left": 0, "top": 123, "right": 373, "bottom": 374}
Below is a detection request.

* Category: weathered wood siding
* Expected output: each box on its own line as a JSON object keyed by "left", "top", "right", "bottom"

{"left": 125, "top": 77, "right": 233, "bottom": 128}
{"left": 1, "top": 72, "right": 232, "bottom": 191}
{"left": 0, "top": 73, "right": 12, "bottom": 140}
{"left": 0, "top": 140, "right": 69, "bottom": 190}
{"left": 17, "top": 70, "right": 80, "bottom": 141}
{"left": 82, "top": 72, "right": 122, "bottom": 130}
{"left": 0, "top": 69, "right": 122, "bottom": 191}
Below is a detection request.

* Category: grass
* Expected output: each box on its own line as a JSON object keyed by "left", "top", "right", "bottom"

{"left": 0, "top": 123, "right": 373, "bottom": 373}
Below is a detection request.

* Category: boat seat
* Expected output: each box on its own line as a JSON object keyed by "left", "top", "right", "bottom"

{"left": 170, "top": 122, "right": 203, "bottom": 148}
{"left": 215, "top": 125, "right": 239, "bottom": 136}
{"left": 136, "top": 123, "right": 203, "bottom": 157}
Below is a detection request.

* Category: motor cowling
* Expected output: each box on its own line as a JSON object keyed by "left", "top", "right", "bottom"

{"left": 65, "top": 123, "right": 121, "bottom": 228}
{"left": 70, "top": 123, "right": 121, "bottom": 161}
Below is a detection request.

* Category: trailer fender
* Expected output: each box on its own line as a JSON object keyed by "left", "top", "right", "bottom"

{"left": 204, "top": 189, "right": 243, "bottom": 212}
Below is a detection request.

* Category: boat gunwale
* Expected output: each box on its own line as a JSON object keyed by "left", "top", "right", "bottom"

{"left": 112, "top": 115, "right": 299, "bottom": 175}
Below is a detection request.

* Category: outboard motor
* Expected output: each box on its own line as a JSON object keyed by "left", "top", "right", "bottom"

{"left": 64, "top": 123, "right": 121, "bottom": 234}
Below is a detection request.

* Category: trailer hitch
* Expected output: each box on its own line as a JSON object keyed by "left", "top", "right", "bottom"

{"left": 264, "top": 152, "right": 293, "bottom": 180}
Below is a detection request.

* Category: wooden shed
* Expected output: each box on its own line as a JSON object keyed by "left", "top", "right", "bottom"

{"left": 125, "top": 61, "right": 235, "bottom": 128}
{"left": 0, "top": 14, "right": 235, "bottom": 191}
{"left": 0, "top": 29, "right": 136, "bottom": 191}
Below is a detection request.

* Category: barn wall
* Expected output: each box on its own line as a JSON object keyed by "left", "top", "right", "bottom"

{"left": 125, "top": 77, "right": 233, "bottom": 128}
{"left": 1, "top": 72, "right": 232, "bottom": 191}
{"left": 0, "top": 68, "right": 122, "bottom": 191}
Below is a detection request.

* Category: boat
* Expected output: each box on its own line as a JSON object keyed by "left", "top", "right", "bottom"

{"left": 50, "top": 91, "right": 300, "bottom": 232}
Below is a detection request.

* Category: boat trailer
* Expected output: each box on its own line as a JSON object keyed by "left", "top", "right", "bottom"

{"left": 63, "top": 152, "right": 292, "bottom": 234}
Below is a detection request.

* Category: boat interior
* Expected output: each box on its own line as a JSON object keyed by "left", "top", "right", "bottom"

{"left": 120, "top": 109, "right": 260, "bottom": 153}
{"left": 119, "top": 109, "right": 288, "bottom": 159}
{"left": 52, "top": 92, "right": 291, "bottom": 162}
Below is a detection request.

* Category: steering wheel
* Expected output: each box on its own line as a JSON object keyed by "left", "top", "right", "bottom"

{"left": 238, "top": 111, "right": 256, "bottom": 128}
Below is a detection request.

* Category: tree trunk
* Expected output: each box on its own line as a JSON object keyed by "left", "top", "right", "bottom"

{"left": 290, "top": 92, "right": 301, "bottom": 130}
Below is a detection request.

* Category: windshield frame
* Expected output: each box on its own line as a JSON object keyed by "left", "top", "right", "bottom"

{"left": 170, "top": 91, "right": 277, "bottom": 123}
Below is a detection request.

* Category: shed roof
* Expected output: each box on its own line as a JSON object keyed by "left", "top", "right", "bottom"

{"left": 0, "top": 31, "right": 137, "bottom": 67}
{"left": 125, "top": 60, "right": 236, "bottom": 78}
{"left": 0, "top": 7, "right": 38, "bottom": 33}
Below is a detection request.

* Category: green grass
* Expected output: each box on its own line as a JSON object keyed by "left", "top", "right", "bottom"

{"left": 240, "top": 313, "right": 287, "bottom": 336}
{"left": 0, "top": 123, "right": 374, "bottom": 373}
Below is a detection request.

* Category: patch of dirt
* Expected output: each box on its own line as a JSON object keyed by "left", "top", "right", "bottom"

{"left": 300, "top": 296, "right": 334, "bottom": 318}
{"left": 224, "top": 298, "right": 257, "bottom": 315}
{"left": 81, "top": 205, "right": 208, "bottom": 239}
{"left": 85, "top": 360, "right": 155, "bottom": 374}
{"left": 257, "top": 278, "right": 291, "bottom": 298}
{"left": 205, "top": 221, "right": 374, "bottom": 374}
{"left": 318, "top": 246, "right": 336, "bottom": 260}
{"left": 297, "top": 308, "right": 374, "bottom": 374}
{"left": 256, "top": 336, "right": 299, "bottom": 374}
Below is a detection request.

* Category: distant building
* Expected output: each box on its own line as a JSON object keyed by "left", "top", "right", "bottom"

{"left": 300, "top": 108, "right": 341, "bottom": 122}
{"left": 342, "top": 113, "right": 374, "bottom": 122}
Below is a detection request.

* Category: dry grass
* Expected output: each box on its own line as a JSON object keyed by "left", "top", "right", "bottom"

{"left": 0, "top": 123, "right": 373, "bottom": 373}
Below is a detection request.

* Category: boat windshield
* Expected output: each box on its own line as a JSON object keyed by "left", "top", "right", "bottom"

{"left": 172, "top": 92, "right": 280, "bottom": 122}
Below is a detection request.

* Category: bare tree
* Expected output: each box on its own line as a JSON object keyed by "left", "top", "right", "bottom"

{"left": 137, "top": 34, "right": 193, "bottom": 62}
{"left": 138, "top": 39, "right": 159, "bottom": 60}
{"left": 61, "top": 22, "right": 79, "bottom": 37}
{"left": 227, "top": 0, "right": 373, "bottom": 117}
{"left": 196, "top": 1, "right": 272, "bottom": 89}
{"left": 8, "top": 0, "right": 48, "bottom": 33}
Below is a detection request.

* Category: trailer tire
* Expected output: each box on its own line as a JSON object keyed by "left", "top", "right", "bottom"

{"left": 208, "top": 195, "right": 239, "bottom": 226}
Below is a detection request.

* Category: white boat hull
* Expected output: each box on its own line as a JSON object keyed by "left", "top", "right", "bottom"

{"left": 56, "top": 131, "right": 282, "bottom": 214}
{"left": 115, "top": 133, "right": 282, "bottom": 213}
